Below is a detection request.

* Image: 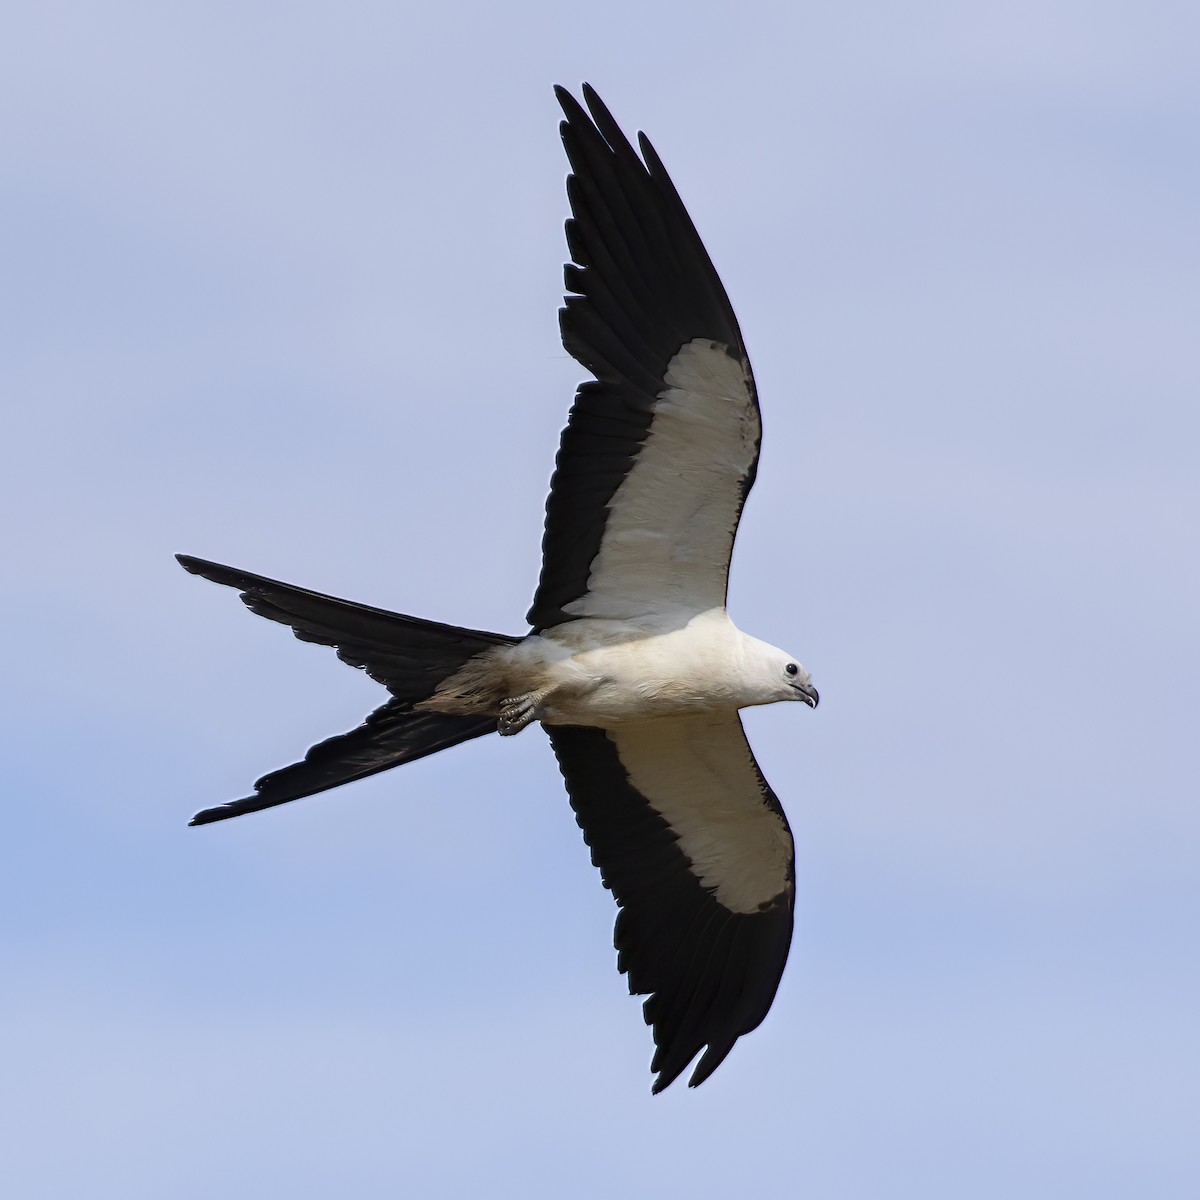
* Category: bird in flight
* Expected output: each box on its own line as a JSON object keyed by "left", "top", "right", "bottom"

{"left": 179, "top": 84, "right": 819, "bottom": 1093}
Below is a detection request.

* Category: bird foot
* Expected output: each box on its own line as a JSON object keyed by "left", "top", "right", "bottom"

{"left": 498, "top": 692, "right": 546, "bottom": 736}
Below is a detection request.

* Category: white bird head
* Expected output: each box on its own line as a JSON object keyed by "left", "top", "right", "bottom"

{"left": 739, "top": 635, "right": 819, "bottom": 709}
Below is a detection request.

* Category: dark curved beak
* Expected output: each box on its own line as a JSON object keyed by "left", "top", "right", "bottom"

{"left": 792, "top": 682, "right": 819, "bottom": 708}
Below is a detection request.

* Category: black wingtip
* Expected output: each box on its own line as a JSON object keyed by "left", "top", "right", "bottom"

{"left": 579, "top": 82, "right": 612, "bottom": 127}
{"left": 554, "top": 83, "right": 584, "bottom": 125}
{"left": 555, "top": 82, "right": 612, "bottom": 126}
{"left": 556, "top": 84, "right": 635, "bottom": 157}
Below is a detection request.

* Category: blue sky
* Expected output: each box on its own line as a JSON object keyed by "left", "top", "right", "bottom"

{"left": 2, "top": 1, "right": 1197, "bottom": 1196}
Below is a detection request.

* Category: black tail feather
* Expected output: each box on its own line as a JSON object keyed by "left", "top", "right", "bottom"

{"left": 177, "top": 554, "right": 518, "bottom": 699}
{"left": 190, "top": 702, "right": 497, "bottom": 825}
{"left": 178, "top": 554, "right": 519, "bottom": 823}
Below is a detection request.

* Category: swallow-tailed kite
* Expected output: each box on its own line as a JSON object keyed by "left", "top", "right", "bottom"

{"left": 179, "top": 84, "right": 819, "bottom": 1093}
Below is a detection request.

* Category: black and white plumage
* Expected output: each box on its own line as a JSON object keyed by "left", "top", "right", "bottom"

{"left": 179, "top": 84, "right": 819, "bottom": 1093}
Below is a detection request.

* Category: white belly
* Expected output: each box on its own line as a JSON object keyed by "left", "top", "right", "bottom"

{"left": 517, "top": 608, "right": 749, "bottom": 727}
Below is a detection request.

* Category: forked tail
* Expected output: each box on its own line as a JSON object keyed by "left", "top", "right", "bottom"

{"left": 177, "top": 555, "right": 520, "bottom": 825}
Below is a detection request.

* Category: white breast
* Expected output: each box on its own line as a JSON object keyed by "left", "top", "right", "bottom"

{"left": 521, "top": 608, "right": 752, "bottom": 726}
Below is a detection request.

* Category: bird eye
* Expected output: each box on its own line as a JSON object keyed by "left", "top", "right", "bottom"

{"left": 785, "top": 663, "right": 798, "bottom": 676}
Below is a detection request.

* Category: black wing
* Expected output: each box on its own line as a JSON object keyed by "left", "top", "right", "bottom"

{"left": 528, "top": 85, "right": 764, "bottom": 631}
{"left": 547, "top": 715, "right": 794, "bottom": 1092}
